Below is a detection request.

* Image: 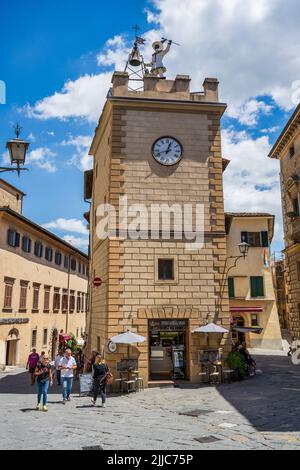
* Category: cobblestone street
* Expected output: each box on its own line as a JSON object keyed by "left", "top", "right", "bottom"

{"left": 1, "top": 352, "right": 300, "bottom": 450}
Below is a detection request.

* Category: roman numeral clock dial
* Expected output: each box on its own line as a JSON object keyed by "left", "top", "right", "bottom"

{"left": 152, "top": 137, "right": 183, "bottom": 166}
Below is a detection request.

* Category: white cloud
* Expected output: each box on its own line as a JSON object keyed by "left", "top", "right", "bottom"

{"left": 27, "top": 147, "right": 57, "bottom": 173}
{"left": 43, "top": 218, "right": 88, "bottom": 234}
{"left": 1, "top": 151, "right": 10, "bottom": 165}
{"left": 260, "top": 126, "right": 280, "bottom": 134}
{"left": 62, "top": 235, "right": 89, "bottom": 250}
{"left": 27, "top": 133, "right": 36, "bottom": 142}
{"left": 25, "top": 72, "right": 112, "bottom": 123}
{"left": 228, "top": 99, "right": 273, "bottom": 126}
{"left": 25, "top": 0, "right": 300, "bottom": 124}
{"left": 146, "top": 0, "right": 300, "bottom": 112}
{"left": 61, "top": 135, "right": 93, "bottom": 171}
{"left": 222, "top": 128, "right": 283, "bottom": 244}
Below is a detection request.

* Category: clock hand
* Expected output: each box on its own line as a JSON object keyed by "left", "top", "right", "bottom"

{"left": 165, "top": 142, "right": 172, "bottom": 154}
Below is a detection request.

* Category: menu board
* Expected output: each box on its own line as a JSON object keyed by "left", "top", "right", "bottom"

{"left": 79, "top": 373, "right": 93, "bottom": 396}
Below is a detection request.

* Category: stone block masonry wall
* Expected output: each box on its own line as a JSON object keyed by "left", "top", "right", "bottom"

{"left": 286, "top": 249, "right": 300, "bottom": 339}
{"left": 89, "top": 99, "right": 230, "bottom": 384}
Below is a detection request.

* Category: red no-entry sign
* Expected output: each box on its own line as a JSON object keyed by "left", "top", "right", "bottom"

{"left": 93, "top": 277, "right": 103, "bottom": 287}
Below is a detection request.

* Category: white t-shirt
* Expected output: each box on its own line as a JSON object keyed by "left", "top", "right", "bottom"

{"left": 59, "top": 356, "right": 77, "bottom": 378}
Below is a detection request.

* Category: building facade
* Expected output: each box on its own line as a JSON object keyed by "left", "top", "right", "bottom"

{"left": 269, "top": 104, "right": 300, "bottom": 340}
{"left": 271, "top": 256, "right": 289, "bottom": 332}
{"left": 86, "top": 71, "right": 231, "bottom": 386}
{"left": 0, "top": 183, "right": 88, "bottom": 369}
{"left": 226, "top": 213, "right": 282, "bottom": 350}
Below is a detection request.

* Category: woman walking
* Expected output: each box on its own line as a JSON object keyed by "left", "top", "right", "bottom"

{"left": 91, "top": 355, "right": 109, "bottom": 408}
{"left": 34, "top": 354, "right": 53, "bottom": 412}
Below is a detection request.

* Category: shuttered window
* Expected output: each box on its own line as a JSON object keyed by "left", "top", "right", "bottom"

{"left": 53, "top": 289, "right": 60, "bottom": 311}
{"left": 250, "top": 276, "right": 264, "bottom": 297}
{"left": 77, "top": 294, "right": 81, "bottom": 313}
{"left": 31, "top": 330, "right": 37, "bottom": 348}
{"left": 4, "top": 283, "right": 13, "bottom": 308}
{"left": 70, "top": 292, "right": 75, "bottom": 312}
{"left": 33, "top": 286, "right": 40, "bottom": 310}
{"left": 62, "top": 290, "right": 68, "bottom": 312}
{"left": 19, "top": 284, "right": 28, "bottom": 309}
{"left": 7, "top": 229, "right": 20, "bottom": 247}
{"left": 228, "top": 277, "right": 235, "bottom": 298}
{"left": 22, "top": 236, "right": 32, "bottom": 253}
{"left": 44, "top": 288, "right": 50, "bottom": 311}
{"left": 71, "top": 259, "right": 76, "bottom": 271}
{"left": 64, "top": 255, "right": 69, "bottom": 270}
{"left": 261, "top": 231, "right": 269, "bottom": 247}
{"left": 43, "top": 329, "right": 48, "bottom": 346}
{"left": 45, "top": 247, "right": 53, "bottom": 262}
{"left": 34, "top": 241, "right": 43, "bottom": 258}
{"left": 241, "top": 231, "right": 269, "bottom": 247}
{"left": 55, "top": 251, "right": 62, "bottom": 266}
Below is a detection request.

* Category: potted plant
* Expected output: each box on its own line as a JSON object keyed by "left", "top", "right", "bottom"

{"left": 226, "top": 351, "right": 247, "bottom": 380}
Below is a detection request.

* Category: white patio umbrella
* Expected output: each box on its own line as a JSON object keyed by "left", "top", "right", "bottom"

{"left": 192, "top": 323, "right": 229, "bottom": 348}
{"left": 193, "top": 323, "right": 229, "bottom": 334}
{"left": 110, "top": 331, "right": 146, "bottom": 344}
{"left": 110, "top": 330, "right": 146, "bottom": 375}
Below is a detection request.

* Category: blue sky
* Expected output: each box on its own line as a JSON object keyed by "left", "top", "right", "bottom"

{"left": 1, "top": 0, "right": 300, "bottom": 253}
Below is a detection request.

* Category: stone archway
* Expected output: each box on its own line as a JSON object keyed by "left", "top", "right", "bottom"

{"left": 6, "top": 328, "right": 20, "bottom": 366}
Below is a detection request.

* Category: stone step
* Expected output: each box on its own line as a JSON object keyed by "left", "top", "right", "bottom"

{"left": 148, "top": 380, "right": 175, "bottom": 388}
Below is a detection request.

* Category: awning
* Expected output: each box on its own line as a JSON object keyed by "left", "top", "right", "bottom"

{"left": 233, "top": 326, "right": 263, "bottom": 335}
{"left": 59, "top": 334, "right": 72, "bottom": 342}
{"left": 230, "top": 307, "right": 263, "bottom": 313}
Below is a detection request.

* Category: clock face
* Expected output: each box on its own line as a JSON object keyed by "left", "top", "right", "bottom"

{"left": 108, "top": 341, "right": 117, "bottom": 353}
{"left": 152, "top": 137, "right": 183, "bottom": 166}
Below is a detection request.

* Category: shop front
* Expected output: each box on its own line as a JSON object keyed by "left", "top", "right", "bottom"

{"left": 149, "top": 319, "right": 188, "bottom": 381}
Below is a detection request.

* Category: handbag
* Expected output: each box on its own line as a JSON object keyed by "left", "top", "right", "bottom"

{"left": 105, "top": 372, "right": 114, "bottom": 385}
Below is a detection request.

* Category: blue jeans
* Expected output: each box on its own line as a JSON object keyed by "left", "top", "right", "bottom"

{"left": 37, "top": 380, "right": 49, "bottom": 406}
{"left": 62, "top": 376, "right": 73, "bottom": 400}
{"left": 56, "top": 369, "right": 61, "bottom": 385}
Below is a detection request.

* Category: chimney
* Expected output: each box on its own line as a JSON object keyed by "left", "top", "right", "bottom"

{"left": 111, "top": 72, "right": 129, "bottom": 95}
{"left": 203, "top": 78, "right": 219, "bottom": 102}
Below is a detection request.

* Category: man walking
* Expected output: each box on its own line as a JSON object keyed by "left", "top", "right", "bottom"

{"left": 59, "top": 349, "right": 77, "bottom": 404}
{"left": 26, "top": 349, "right": 40, "bottom": 385}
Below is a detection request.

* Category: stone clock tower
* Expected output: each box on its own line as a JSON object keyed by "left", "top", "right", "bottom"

{"left": 86, "top": 70, "right": 230, "bottom": 385}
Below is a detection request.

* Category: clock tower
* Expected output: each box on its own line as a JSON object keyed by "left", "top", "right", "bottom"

{"left": 86, "top": 69, "right": 230, "bottom": 385}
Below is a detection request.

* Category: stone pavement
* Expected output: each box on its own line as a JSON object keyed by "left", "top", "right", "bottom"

{"left": 1, "top": 353, "right": 300, "bottom": 450}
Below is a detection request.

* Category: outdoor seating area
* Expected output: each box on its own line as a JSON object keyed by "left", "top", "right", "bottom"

{"left": 114, "top": 359, "right": 144, "bottom": 394}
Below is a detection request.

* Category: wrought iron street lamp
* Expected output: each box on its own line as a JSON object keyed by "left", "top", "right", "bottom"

{"left": 1, "top": 124, "right": 30, "bottom": 176}
{"left": 217, "top": 241, "right": 250, "bottom": 315}
{"left": 237, "top": 241, "right": 250, "bottom": 258}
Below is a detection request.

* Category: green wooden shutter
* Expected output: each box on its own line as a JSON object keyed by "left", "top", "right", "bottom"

{"left": 228, "top": 277, "right": 235, "bottom": 298}
{"left": 251, "top": 276, "right": 264, "bottom": 297}
{"left": 241, "top": 231, "right": 249, "bottom": 243}
{"left": 261, "top": 231, "right": 269, "bottom": 247}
